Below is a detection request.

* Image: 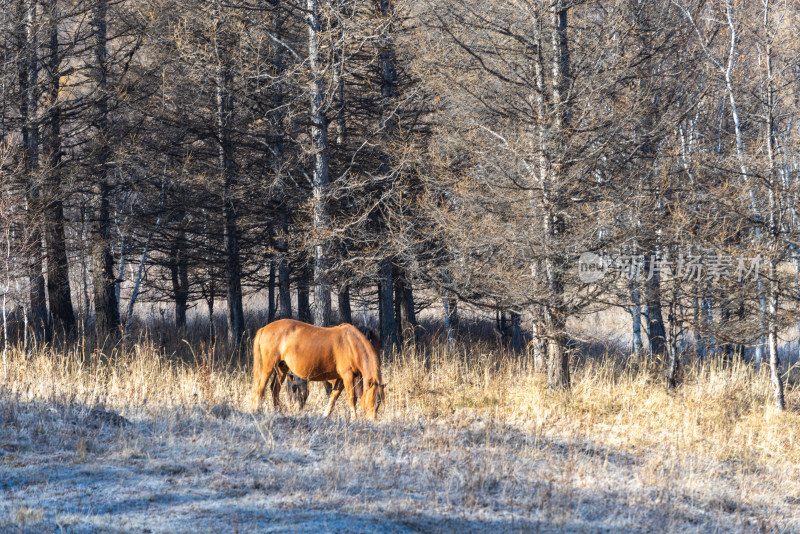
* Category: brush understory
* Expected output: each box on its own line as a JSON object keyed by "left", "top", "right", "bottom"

{"left": 1, "top": 338, "right": 799, "bottom": 533}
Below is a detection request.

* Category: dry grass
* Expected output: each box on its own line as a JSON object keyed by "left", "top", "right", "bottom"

{"left": 1, "top": 337, "right": 799, "bottom": 532}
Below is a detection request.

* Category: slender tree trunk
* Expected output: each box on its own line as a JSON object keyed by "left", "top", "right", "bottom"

{"left": 90, "top": 0, "right": 120, "bottom": 338}
{"left": 277, "top": 225, "right": 292, "bottom": 319}
{"left": 170, "top": 236, "right": 188, "bottom": 329}
{"left": 125, "top": 229, "right": 155, "bottom": 334}
{"left": 378, "top": 258, "right": 397, "bottom": 352}
{"left": 338, "top": 285, "right": 351, "bottom": 324}
{"left": 214, "top": 21, "right": 245, "bottom": 346}
{"left": 375, "top": 0, "right": 399, "bottom": 349}
{"left": 115, "top": 232, "right": 125, "bottom": 317}
{"left": 794, "top": 256, "right": 800, "bottom": 362}
{"left": 546, "top": 317, "right": 569, "bottom": 389}
{"left": 1, "top": 286, "right": 7, "bottom": 380}
{"left": 644, "top": 253, "right": 666, "bottom": 357}
{"left": 394, "top": 267, "right": 416, "bottom": 343}
{"left": 510, "top": 311, "right": 522, "bottom": 353}
{"left": 42, "top": 0, "right": 75, "bottom": 337}
{"left": 767, "top": 262, "right": 785, "bottom": 410}
{"left": 630, "top": 283, "right": 642, "bottom": 356}
{"left": 202, "top": 210, "right": 215, "bottom": 341}
{"left": 332, "top": 5, "right": 350, "bottom": 324}
{"left": 269, "top": 1, "right": 292, "bottom": 321}
{"left": 764, "top": 38, "right": 786, "bottom": 410}
{"left": 297, "top": 274, "right": 311, "bottom": 323}
{"left": 667, "top": 277, "right": 681, "bottom": 388}
{"left": 531, "top": 316, "right": 546, "bottom": 371}
{"left": 267, "top": 261, "right": 276, "bottom": 323}
{"left": 442, "top": 289, "right": 455, "bottom": 345}
{"left": 307, "top": 0, "right": 332, "bottom": 327}
{"left": 2, "top": 227, "right": 9, "bottom": 379}
{"left": 333, "top": 0, "right": 346, "bottom": 147}
{"left": 19, "top": 0, "right": 48, "bottom": 341}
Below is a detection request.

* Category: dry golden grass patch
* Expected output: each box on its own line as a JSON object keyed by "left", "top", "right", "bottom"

{"left": 3, "top": 339, "right": 798, "bottom": 469}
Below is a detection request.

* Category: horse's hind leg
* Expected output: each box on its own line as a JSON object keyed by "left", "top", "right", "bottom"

{"left": 251, "top": 371, "right": 269, "bottom": 412}
{"left": 323, "top": 379, "right": 343, "bottom": 418}
{"left": 251, "top": 350, "right": 275, "bottom": 413}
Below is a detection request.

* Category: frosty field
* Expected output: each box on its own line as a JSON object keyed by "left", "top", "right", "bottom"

{"left": 1, "top": 342, "right": 798, "bottom": 533}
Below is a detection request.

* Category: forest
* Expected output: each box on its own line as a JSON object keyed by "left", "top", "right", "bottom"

{"left": 1, "top": 0, "right": 799, "bottom": 531}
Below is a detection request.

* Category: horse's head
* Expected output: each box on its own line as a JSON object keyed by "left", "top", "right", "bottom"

{"left": 285, "top": 373, "right": 309, "bottom": 410}
{"left": 360, "top": 377, "right": 386, "bottom": 421}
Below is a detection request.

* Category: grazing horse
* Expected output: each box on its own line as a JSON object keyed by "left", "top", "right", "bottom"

{"left": 251, "top": 319, "right": 385, "bottom": 420}
{"left": 282, "top": 327, "right": 378, "bottom": 409}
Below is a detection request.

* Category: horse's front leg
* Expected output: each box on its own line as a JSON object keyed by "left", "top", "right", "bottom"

{"left": 342, "top": 373, "right": 357, "bottom": 420}
{"left": 323, "top": 379, "right": 343, "bottom": 418}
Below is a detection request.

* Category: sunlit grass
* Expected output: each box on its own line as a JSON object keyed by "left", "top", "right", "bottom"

{"left": 4, "top": 336, "right": 797, "bottom": 468}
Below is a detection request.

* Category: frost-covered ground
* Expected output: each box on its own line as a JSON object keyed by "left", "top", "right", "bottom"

{"left": 2, "top": 393, "right": 797, "bottom": 533}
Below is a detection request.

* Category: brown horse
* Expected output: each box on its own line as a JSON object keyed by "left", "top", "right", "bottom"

{"left": 282, "top": 326, "right": 378, "bottom": 409}
{"left": 251, "top": 319, "right": 385, "bottom": 420}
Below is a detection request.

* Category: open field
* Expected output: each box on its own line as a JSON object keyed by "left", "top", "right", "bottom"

{"left": 1, "top": 340, "right": 799, "bottom": 533}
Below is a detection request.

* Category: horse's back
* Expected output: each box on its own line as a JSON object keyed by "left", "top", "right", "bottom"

{"left": 258, "top": 320, "right": 342, "bottom": 381}
{"left": 255, "top": 319, "right": 377, "bottom": 382}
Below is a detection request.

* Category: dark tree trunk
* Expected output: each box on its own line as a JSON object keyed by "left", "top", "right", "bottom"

{"left": 268, "top": 261, "right": 276, "bottom": 323}
{"left": 630, "top": 282, "right": 642, "bottom": 356}
{"left": 90, "top": 0, "right": 120, "bottom": 338}
{"left": 531, "top": 318, "right": 546, "bottom": 372}
{"left": 448, "top": 292, "right": 459, "bottom": 333}
{"left": 297, "top": 275, "right": 311, "bottom": 323}
{"left": 338, "top": 285, "right": 351, "bottom": 324}
{"left": 278, "top": 243, "right": 291, "bottom": 319}
{"left": 170, "top": 237, "right": 188, "bottom": 329}
{"left": 331, "top": 6, "right": 349, "bottom": 327}
{"left": 308, "top": 0, "right": 332, "bottom": 327}
{"left": 27, "top": 235, "right": 47, "bottom": 341}
{"left": 378, "top": 258, "right": 397, "bottom": 353}
{"left": 269, "top": 3, "right": 292, "bottom": 321}
{"left": 644, "top": 253, "right": 666, "bottom": 357}
{"left": 215, "top": 26, "right": 244, "bottom": 347}
{"left": 510, "top": 311, "right": 522, "bottom": 352}
{"left": 393, "top": 267, "right": 416, "bottom": 343}
{"left": 376, "top": 0, "right": 399, "bottom": 352}
{"left": 42, "top": 0, "right": 75, "bottom": 336}
{"left": 546, "top": 316, "right": 570, "bottom": 390}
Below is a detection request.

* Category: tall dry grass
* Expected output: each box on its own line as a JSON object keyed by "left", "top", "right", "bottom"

{"left": 2, "top": 334, "right": 798, "bottom": 468}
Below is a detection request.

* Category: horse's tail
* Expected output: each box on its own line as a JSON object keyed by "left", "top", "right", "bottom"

{"left": 251, "top": 328, "right": 262, "bottom": 391}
